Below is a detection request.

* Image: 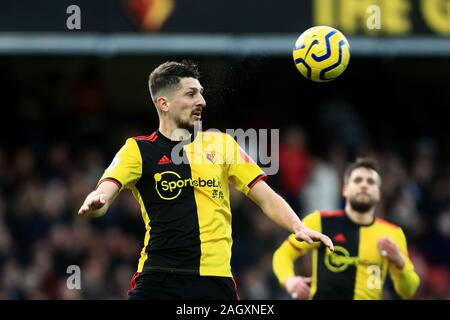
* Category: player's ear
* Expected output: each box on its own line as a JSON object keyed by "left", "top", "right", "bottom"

{"left": 342, "top": 182, "right": 348, "bottom": 198}
{"left": 374, "top": 185, "right": 381, "bottom": 202}
{"left": 374, "top": 175, "right": 381, "bottom": 201}
{"left": 155, "top": 96, "right": 169, "bottom": 113}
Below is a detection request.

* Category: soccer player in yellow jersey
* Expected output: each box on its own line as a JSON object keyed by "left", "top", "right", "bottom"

{"left": 273, "top": 157, "right": 420, "bottom": 300}
{"left": 77, "top": 60, "right": 333, "bottom": 299}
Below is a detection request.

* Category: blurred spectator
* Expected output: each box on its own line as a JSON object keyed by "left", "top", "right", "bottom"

{"left": 406, "top": 138, "right": 438, "bottom": 220}
{"left": 278, "top": 126, "right": 311, "bottom": 213}
{"left": 426, "top": 208, "right": 450, "bottom": 266}
{"left": 301, "top": 157, "right": 340, "bottom": 214}
{"left": 71, "top": 65, "right": 107, "bottom": 116}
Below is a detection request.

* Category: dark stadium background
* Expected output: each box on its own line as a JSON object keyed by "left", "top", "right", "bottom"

{"left": 1, "top": 0, "right": 450, "bottom": 300}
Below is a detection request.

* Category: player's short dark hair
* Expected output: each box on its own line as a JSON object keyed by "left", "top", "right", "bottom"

{"left": 344, "top": 157, "right": 381, "bottom": 184}
{"left": 149, "top": 60, "right": 200, "bottom": 101}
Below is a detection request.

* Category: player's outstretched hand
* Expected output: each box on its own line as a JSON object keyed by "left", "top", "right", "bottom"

{"left": 295, "top": 227, "right": 334, "bottom": 251}
{"left": 78, "top": 193, "right": 107, "bottom": 216}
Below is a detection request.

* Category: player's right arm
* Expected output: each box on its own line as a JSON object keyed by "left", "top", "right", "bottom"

{"left": 78, "top": 181, "right": 120, "bottom": 217}
{"left": 78, "top": 138, "right": 142, "bottom": 218}
{"left": 273, "top": 211, "right": 321, "bottom": 299}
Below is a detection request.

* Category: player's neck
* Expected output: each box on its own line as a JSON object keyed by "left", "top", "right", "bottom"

{"left": 158, "top": 121, "right": 191, "bottom": 141}
{"left": 345, "top": 203, "right": 375, "bottom": 225}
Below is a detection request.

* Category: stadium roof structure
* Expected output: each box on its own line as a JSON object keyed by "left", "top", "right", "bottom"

{"left": 0, "top": 33, "right": 450, "bottom": 57}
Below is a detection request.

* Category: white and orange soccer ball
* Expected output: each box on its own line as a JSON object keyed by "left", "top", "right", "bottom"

{"left": 293, "top": 26, "right": 350, "bottom": 82}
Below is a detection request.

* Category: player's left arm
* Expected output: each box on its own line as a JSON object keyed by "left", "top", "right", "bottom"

{"left": 379, "top": 229, "right": 420, "bottom": 299}
{"left": 248, "top": 180, "right": 333, "bottom": 251}
{"left": 225, "top": 133, "right": 332, "bottom": 250}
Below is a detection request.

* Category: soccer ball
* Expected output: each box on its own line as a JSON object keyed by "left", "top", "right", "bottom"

{"left": 293, "top": 26, "right": 350, "bottom": 82}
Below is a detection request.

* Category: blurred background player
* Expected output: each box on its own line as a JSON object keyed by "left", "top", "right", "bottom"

{"left": 273, "top": 157, "right": 420, "bottom": 300}
{"left": 77, "top": 60, "right": 333, "bottom": 299}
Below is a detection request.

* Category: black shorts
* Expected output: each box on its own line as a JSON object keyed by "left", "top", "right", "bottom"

{"left": 127, "top": 271, "right": 239, "bottom": 300}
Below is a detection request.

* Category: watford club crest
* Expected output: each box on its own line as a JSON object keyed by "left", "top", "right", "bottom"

{"left": 206, "top": 151, "right": 216, "bottom": 164}
{"left": 124, "top": 0, "right": 175, "bottom": 32}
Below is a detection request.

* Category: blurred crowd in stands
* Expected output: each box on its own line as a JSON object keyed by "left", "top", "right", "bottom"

{"left": 0, "top": 58, "right": 449, "bottom": 300}
{"left": 1, "top": 123, "right": 449, "bottom": 300}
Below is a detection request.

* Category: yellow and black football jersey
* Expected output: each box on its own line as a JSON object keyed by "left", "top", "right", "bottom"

{"left": 273, "top": 210, "right": 420, "bottom": 300}
{"left": 98, "top": 130, "right": 267, "bottom": 277}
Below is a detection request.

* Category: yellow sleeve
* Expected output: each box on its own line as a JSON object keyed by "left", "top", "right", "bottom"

{"left": 226, "top": 134, "right": 267, "bottom": 195}
{"left": 98, "top": 138, "right": 142, "bottom": 190}
{"left": 389, "top": 227, "right": 420, "bottom": 299}
{"left": 272, "top": 211, "right": 321, "bottom": 285}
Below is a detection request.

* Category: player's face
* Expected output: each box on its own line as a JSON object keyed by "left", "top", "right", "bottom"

{"left": 168, "top": 77, "right": 206, "bottom": 133}
{"left": 343, "top": 167, "right": 381, "bottom": 213}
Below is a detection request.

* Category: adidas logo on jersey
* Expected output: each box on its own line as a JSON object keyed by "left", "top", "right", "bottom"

{"left": 158, "top": 155, "right": 172, "bottom": 165}
{"left": 333, "top": 233, "right": 347, "bottom": 243}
